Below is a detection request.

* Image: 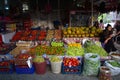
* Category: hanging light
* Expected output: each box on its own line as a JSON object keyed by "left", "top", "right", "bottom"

{"left": 4, "top": 0, "right": 9, "bottom": 10}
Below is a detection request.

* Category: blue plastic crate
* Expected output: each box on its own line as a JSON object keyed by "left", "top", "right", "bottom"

{"left": 0, "top": 64, "right": 14, "bottom": 74}
{"left": 15, "top": 65, "right": 35, "bottom": 74}
{"left": 61, "top": 63, "right": 82, "bottom": 74}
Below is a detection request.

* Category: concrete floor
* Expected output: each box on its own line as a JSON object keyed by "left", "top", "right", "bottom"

{"left": 0, "top": 72, "right": 120, "bottom": 80}
{"left": 0, "top": 66, "right": 120, "bottom": 80}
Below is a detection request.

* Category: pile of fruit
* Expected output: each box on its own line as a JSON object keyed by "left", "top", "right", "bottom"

{"left": 63, "top": 57, "right": 80, "bottom": 67}
{"left": 50, "top": 56, "right": 62, "bottom": 62}
{"left": 62, "top": 57, "right": 82, "bottom": 74}
{"left": 35, "top": 45, "right": 65, "bottom": 55}
{"left": 68, "top": 43, "right": 81, "bottom": 47}
{"left": 33, "top": 56, "right": 45, "bottom": 63}
{"left": 62, "top": 27, "right": 102, "bottom": 38}
{"left": 38, "top": 30, "right": 46, "bottom": 40}
{"left": 51, "top": 41, "right": 64, "bottom": 47}
{"left": 14, "top": 53, "right": 32, "bottom": 65}
{"left": 54, "top": 30, "right": 62, "bottom": 40}
{"left": 11, "top": 31, "right": 23, "bottom": 41}
{"left": 46, "top": 30, "right": 54, "bottom": 40}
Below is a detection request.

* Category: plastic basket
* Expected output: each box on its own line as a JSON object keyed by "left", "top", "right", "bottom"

{"left": 51, "top": 61, "right": 62, "bottom": 74}
{"left": 15, "top": 65, "right": 34, "bottom": 74}
{"left": 0, "top": 64, "right": 14, "bottom": 74}
{"left": 0, "top": 68, "right": 14, "bottom": 74}
{"left": 61, "top": 63, "right": 82, "bottom": 74}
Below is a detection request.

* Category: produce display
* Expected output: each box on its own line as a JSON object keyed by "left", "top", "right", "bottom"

{"left": 63, "top": 27, "right": 102, "bottom": 38}
{"left": 84, "top": 40, "right": 108, "bottom": 57}
{"left": 3, "top": 27, "right": 115, "bottom": 76}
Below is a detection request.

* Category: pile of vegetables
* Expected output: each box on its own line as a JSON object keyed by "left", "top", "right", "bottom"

{"left": 66, "top": 46, "right": 84, "bottom": 56}
{"left": 84, "top": 40, "right": 108, "bottom": 57}
{"left": 108, "top": 60, "right": 120, "bottom": 67}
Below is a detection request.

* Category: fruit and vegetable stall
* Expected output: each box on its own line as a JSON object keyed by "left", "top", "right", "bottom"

{"left": 0, "top": 27, "right": 120, "bottom": 80}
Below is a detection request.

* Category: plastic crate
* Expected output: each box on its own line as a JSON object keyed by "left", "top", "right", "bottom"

{"left": 15, "top": 65, "right": 34, "bottom": 74}
{"left": 61, "top": 63, "right": 82, "bottom": 74}
{"left": 0, "top": 64, "right": 14, "bottom": 74}
{"left": 14, "top": 58, "right": 32, "bottom": 66}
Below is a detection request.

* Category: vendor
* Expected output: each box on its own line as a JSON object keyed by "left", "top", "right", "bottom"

{"left": 99, "top": 24, "right": 116, "bottom": 53}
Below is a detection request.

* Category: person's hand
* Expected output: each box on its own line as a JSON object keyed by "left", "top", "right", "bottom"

{"left": 104, "top": 36, "right": 112, "bottom": 44}
{"left": 117, "top": 31, "right": 120, "bottom": 35}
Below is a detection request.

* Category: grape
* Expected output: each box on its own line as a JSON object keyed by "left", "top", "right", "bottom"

{"left": 50, "top": 56, "right": 62, "bottom": 62}
{"left": 33, "top": 56, "right": 45, "bottom": 62}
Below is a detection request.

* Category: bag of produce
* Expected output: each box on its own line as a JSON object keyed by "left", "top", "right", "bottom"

{"left": 83, "top": 53, "right": 100, "bottom": 76}
{"left": 105, "top": 60, "right": 120, "bottom": 76}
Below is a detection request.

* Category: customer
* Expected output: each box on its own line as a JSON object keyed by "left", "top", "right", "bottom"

{"left": 100, "top": 24, "right": 115, "bottom": 53}
{"left": 99, "top": 19, "right": 104, "bottom": 30}
{"left": 93, "top": 21, "right": 99, "bottom": 28}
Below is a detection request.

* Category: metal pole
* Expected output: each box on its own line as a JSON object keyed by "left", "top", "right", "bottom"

{"left": 58, "top": 0, "right": 60, "bottom": 21}
{"left": 91, "top": 0, "right": 93, "bottom": 26}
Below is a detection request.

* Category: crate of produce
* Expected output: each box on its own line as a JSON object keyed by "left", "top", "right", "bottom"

{"left": 0, "top": 61, "right": 14, "bottom": 74}
{"left": 62, "top": 63, "right": 82, "bottom": 74}
{"left": 15, "top": 65, "right": 34, "bottom": 74}
{"left": 61, "top": 57, "right": 82, "bottom": 74}
{"left": 14, "top": 53, "right": 32, "bottom": 66}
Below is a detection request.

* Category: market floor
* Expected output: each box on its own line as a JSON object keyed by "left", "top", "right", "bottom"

{"left": 0, "top": 70, "right": 120, "bottom": 80}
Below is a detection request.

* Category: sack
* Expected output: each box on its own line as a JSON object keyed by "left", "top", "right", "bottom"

{"left": 83, "top": 53, "right": 100, "bottom": 76}
{"left": 105, "top": 60, "right": 120, "bottom": 76}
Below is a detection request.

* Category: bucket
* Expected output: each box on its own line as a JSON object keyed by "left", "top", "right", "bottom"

{"left": 99, "top": 66, "right": 112, "bottom": 80}
{"left": 51, "top": 61, "right": 62, "bottom": 74}
{"left": 34, "top": 62, "right": 46, "bottom": 74}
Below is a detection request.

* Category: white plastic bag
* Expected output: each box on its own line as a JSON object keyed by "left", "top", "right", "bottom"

{"left": 105, "top": 60, "right": 120, "bottom": 76}
{"left": 83, "top": 53, "right": 100, "bottom": 76}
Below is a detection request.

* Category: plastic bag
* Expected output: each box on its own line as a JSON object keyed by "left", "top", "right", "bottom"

{"left": 83, "top": 53, "right": 100, "bottom": 76}
{"left": 105, "top": 60, "right": 120, "bottom": 76}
